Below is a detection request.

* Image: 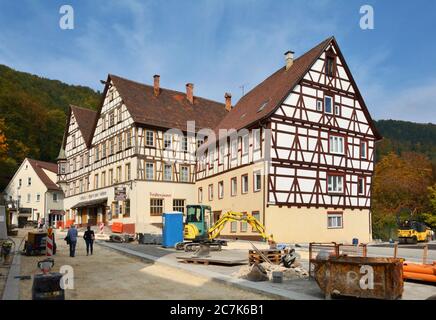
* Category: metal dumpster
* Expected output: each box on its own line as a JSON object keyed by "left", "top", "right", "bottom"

{"left": 313, "top": 256, "right": 403, "bottom": 300}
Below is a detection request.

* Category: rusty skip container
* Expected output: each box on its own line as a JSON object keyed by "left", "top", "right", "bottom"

{"left": 313, "top": 256, "right": 403, "bottom": 300}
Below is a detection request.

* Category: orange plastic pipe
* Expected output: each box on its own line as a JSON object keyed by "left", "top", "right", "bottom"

{"left": 403, "top": 271, "right": 436, "bottom": 283}
{"left": 403, "top": 263, "right": 436, "bottom": 275}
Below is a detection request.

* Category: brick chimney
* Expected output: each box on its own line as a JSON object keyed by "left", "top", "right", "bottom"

{"left": 225, "top": 93, "right": 232, "bottom": 111}
{"left": 186, "top": 83, "right": 194, "bottom": 104}
{"left": 153, "top": 75, "right": 160, "bottom": 96}
{"left": 284, "top": 50, "right": 295, "bottom": 70}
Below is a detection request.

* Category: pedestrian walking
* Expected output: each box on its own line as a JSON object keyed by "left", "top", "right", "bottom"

{"left": 83, "top": 226, "right": 95, "bottom": 256}
{"left": 65, "top": 224, "right": 78, "bottom": 257}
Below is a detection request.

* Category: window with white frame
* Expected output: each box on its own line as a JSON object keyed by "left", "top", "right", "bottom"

{"left": 334, "top": 104, "right": 340, "bottom": 116}
{"left": 110, "top": 138, "right": 115, "bottom": 155}
{"left": 219, "top": 144, "right": 225, "bottom": 163}
{"left": 146, "top": 130, "right": 154, "bottom": 147}
{"left": 327, "top": 212, "right": 343, "bottom": 229}
{"left": 360, "top": 140, "right": 367, "bottom": 159}
{"left": 324, "top": 95, "right": 333, "bottom": 114}
{"left": 164, "top": 164, "right": 172, "bottom": 181}
{"left": 117, "top": 134, "right": 123, "bottom": 152}
{"left": 254, "top": 171, "right": 261, "bottom": 192}
{"left": 231, "top": 177, "right": 237, "bottom": 196}
{"left": 218, "top": 181, "right": 224, "bottom": 199}
{"left": 101, "top": 171, "right": 106, "bottom": 188}
{"left": 316, "top": 100, "right": 323, "bottom": 112}
{"left": 230, "top": 221, "right": 237, "bottom": 233}
{"left": 241, "top": 174, "right": 248, "bottom": 194}
{"left": 109, "top": 111, "right": 115, "bottom": 127}
{"left": 94, "top": 174, "right": 99, "bottom": 189}
{"left": 208, "top": 184, "right": 213, "bottom": 201}
{"left": 126, "top": 130, "right": 132, "bottom": 148}
{"left": 327, "top": 175, "right": 344, "bottom": 193}
{"left": 116, "top": 166, "right": 122, "bottom": 183}
{"left": 173, "top": 199, "right": 185, "bottom": 214}
{"left": 145, "top": 162, "right": 154, "bottom": 180}
{"left": 329, "top": 135, "right": 345, "bottom": 154}
{"left": 181, "top": 136, "right": 188, "bottom": 152}
{"left": 358, "top": 177, "right": 365, "bottom": 195}
{"left": 125, "top": 163, "right": 131, "bottom": 181}
{"left": 102, "top": 141, "right": 107, "bottom": 158}
{"left": 253, "top": 129, "right": 261, "bottom": 150}
{"left": 242, "top": 134, "right": 249, "bottom": 155}
{"left": 180, "top": 166, "right": 189, "bottom": 182}
{"left": 198, "top": 187, "right": 203, "bottom": 203}
{"left": 231, "top": 139, "right": 237, "bottom": 159}
{"left": 117, "top": 106, "right": 122, "bottom": 123}
{"left": 164, "top": 133, "right": 172, "bottom": 150}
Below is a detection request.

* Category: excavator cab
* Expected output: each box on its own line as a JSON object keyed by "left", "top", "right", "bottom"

{"left": 184, "top": 205, "right": 212, "bottom": 241}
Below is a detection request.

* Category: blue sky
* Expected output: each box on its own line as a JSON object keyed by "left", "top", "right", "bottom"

{"left": 0, "top": 0, "right": 435, "bottom": 123}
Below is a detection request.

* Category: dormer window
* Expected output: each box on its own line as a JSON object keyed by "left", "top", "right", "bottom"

{"left": 324, "top": 96, "right": 333, "bottom": 114}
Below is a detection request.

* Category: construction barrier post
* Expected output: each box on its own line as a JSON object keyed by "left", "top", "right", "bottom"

{"left": 99, "top": 222, "right": 104, "bottom": 234}
{"left": 46, "top": 227, "right": 54, "bottom": 257}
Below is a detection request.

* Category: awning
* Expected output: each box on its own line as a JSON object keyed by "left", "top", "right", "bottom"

{"left": 71, "top": 198, "right": 108, "bottom": 209}
{"left": 49, "top": 210, "right": 66, "bottom": 215}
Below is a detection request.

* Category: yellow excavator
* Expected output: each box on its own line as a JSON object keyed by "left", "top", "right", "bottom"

{"left": 175, "top": 205, "right": 274, "bottom": 251}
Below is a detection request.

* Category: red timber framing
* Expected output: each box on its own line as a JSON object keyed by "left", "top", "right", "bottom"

{"left": 267, "top": 41, "right": 375, "bottom": 210}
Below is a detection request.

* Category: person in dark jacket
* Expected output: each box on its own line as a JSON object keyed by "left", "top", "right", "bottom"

{"left": 83, "top": 226, "right": 95, "bottom": 256}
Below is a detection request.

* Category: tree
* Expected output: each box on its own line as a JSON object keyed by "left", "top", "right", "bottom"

{"left": 421, "top": 184, "right": 436, "bottom": 229}
{"left": 372, "top": 152, "right": 434, "bottom": 240}
{"left": 0, "top": 118, "right": 7, "bottom": 159}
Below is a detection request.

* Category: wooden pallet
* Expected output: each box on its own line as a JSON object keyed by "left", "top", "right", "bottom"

{"left": 248, "top": 249, "right": 288, "bottom": 265}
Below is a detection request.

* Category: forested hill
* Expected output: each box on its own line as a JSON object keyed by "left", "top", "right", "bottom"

{"left": 0, "top": 64, "right": 100, "bottom": 190}
{"left": 375, "top": 120, "right": 436, "bottom": 166}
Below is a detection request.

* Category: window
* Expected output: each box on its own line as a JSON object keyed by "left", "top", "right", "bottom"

{"left": 252, "top": 211, "right": 261, "bottom": 232}
{"left": 324, "top": 96, "right": 333, "bottom": 114}
{"left": 28, "top": 177, "right": 31, "bottom": 186}
{"left": 94, "top": 174, "right": 99, "bottom": 189}
{"left": 218, "top": 181, "right": 224, "bottom": 199}
{"left": 231, "top": 139, "right": 237, "bottom": 159}
{"left": 53, "top": 193, "right": 58, "bottom": 202}
{"left": 18, "top": 179, "right": 22, "bottom": 188}
{"left": 108, "top": 169, "right": 113, "bottom": 185}
{"left": 164, "top": 164, "right": 172, "bottom": 181}
{"left": 198, "top": 187, "right": 203, "bottom": 203}
{"left": 86, "top": 152, "right": 90, "bottom": 166}
{"left": 326, "top": 56, "right": 335, "bottom": 77}
{"left": 117, "top": 106, "right": 122, "bottom": 123}
{"left": 180, "top": 166, "right": 189, "bottom": 182}
{"left": 150, "top": 198, "right": 164, "bottom": 216}
{"left": 102, "top": 114, "right": 106, "bottom": 131}
{"left": 173, "top": 199, "right": 185, "bottom": 214}
{"left": 27, "top": 194, "right": 31, "bottom": 203}
{"left": 109, "top": 111, "right": 115, "bottom": 127}
{"left": 219, "top": 144, "right": 225, "bottom": 164}
{"left": 112, "top": 201, "right": 120, "bottom": 219}
{"left": 360, "top": 140, "right": 368, "bottom": 159}
{"left": 145, "top": 162, "right": 154, "bottom": 180}
{"left": 181, "top": 136, "right": 188, "bottom": 152}
{"left": 125, "top": 163, "right": 131, "bottom": 181}
{"left": 145, "top": 130, "right": 154, "bottom": 147}
{"left": 110, "top": 138, "right": 115, "bottom": 155}
{"left": 84, "top": 177, "right": 89, "bottom": 192}
{"left": 95, "top": 145, "right": 100, "bottom": 162}
{"left": 358, "top": 177, "right": 365, "bottom": 195}
{"left": 230, "top": 221, "right": 237, "bottom": 233}
{"left": 242, "top": 134, "right": 249, "bottom": 155}
{"left": 329, "top": 135, "right": 345, "bottom": 154}
{"left": 80, "top": 155, "right": 84, "bottom": 168}
{"left": 60, "top": 163, "right": 66, "bottom": 174}
{"left": 254, "top": 171, "right": 261, "bottom": 192}
{"left": 240, "top": 218, "right": 248, "bottom": 232}
{"left": 126, "top": 130, "right": 132, "bottom": 148}
{"left": 208, "top": 184, "right": 213, "bottom": 201}
{"left": 231, "top": 177, "right": 237, "bottom": 196}
{"left": 334, "top": 104, "right": 341, "bottom": 116}
{"left": 253, "top": 129, "right": 261, "bottom": 150}
{"left": 36, "top": 193, "right": 40, "bottom": 202}
{"left": 197, "top": 137, "right": 204, "bottom": 148}
{"left": 116, "top": 166, "right": 122, "bottom": 183}
{"left": 101, "top": 171, "right": 106, "bottom": 188}
{"left": 80, "top": 179, "right": 84, "bottom": 193}
{"left": 72, "top": 134, "right": 76, "bottom": 148}
{"left": 316, "top": 100, "right": 323, "bottom": 112}
{"left": 164, "top": 133, "right": 172, "bottom": 150}
{"left": 327, "top": 212, "right": 343, "bottom": 229}
{"left": 117, "top": 134, "right": 123, "bottom": 152}
{"left": 241, "top": 174, "right": 248, "bottom": 194}
{"left": 328, "top": 175, "right": 344, "bottom": 193}
{"left": 102, "top": 141, "right": 107, "bottom": 158}
{"left": 208, "top": 149, "right": 214, "bottom": 168}
{"left": 124, "top": 199, "right": 130, "bottom": 217}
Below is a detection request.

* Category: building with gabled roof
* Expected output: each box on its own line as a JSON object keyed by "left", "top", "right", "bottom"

{"left": 3, "top": 158, "right": 64, "bottom": 226}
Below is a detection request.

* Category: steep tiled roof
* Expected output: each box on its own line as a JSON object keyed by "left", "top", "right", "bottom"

{"left": 108, "top": 74, "right": 228, "bottom": 131}
{"left": 27, "top": 158, "right": 61, "bottom": 191}
{"left": 70, "top": 105, "right": 98, "bottom": 147}
{"left": 215, "top": 36, "right": 381, "bottom": 140}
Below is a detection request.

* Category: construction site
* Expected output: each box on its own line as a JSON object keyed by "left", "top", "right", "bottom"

{"left": 1, "top": 205, "right": 436, "bottom": 300}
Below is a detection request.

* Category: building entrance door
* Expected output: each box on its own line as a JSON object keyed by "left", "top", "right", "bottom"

{"left": 88, "top": 207, "right": 98, "bottom": 226}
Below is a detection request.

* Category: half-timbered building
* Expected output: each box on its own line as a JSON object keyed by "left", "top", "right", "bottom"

{"left": 195, "top": 37, "right": 381, "bottom": 243}
{"left": 58, "top": 75, "right": 228, "bottom": 233}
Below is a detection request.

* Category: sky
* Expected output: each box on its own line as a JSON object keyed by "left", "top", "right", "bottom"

{"left": 0, "top": 0, "right": 435, "bottom": 123}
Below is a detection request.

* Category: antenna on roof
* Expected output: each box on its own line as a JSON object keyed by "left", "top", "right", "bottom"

{"left": 239, "top": 83, "right": 248, "bottom": 96}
